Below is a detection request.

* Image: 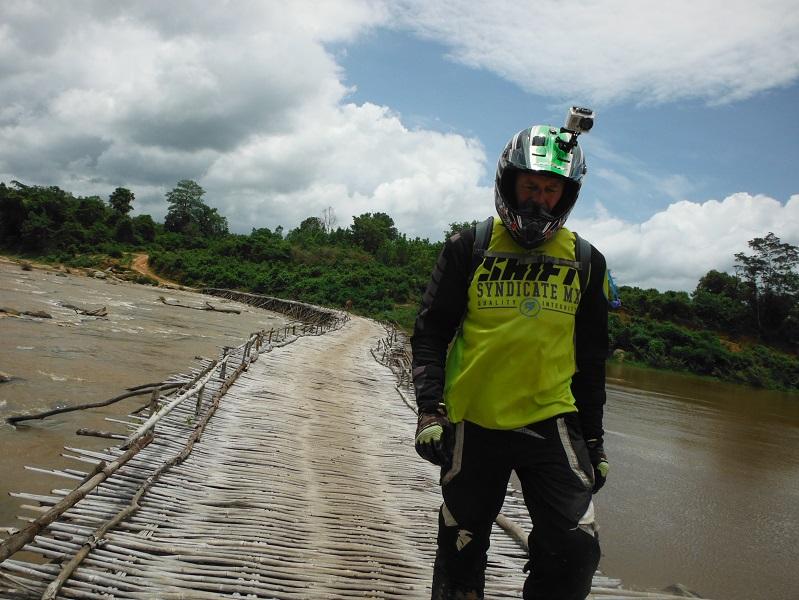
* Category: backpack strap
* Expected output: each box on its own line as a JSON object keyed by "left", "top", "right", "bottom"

{"left": 573, "top": 231, "right": 592, "bottom": 297}
{"left": 470, "top": 216, "right": 494, "bottom": 282}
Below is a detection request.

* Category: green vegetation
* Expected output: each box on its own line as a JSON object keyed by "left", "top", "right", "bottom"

{"left": 1, "top": 179, "right": 796, "bottom": 391}
{"left": 608, "top": 233, "right": 798, "bottom": 391}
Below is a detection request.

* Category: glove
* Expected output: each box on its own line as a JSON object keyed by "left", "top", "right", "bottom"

{"left": 586, "top": 439, "right": 609, "bottom": 493}
{"left": 414, "top": 404, "right": 453, "bottom": 466}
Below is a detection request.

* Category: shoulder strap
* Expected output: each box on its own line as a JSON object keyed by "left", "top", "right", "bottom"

{"left": 573, "top": 231, "right": 592, "bottom": 295}
{"left": 470, "top": 216, "right": 494, "bottom": 282}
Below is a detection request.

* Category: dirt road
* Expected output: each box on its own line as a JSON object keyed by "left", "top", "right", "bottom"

{"left": 130, "top": 253, "right": 185, "bottom": 287}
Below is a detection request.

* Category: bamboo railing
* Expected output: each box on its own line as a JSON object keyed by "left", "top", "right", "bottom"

{"left": 202, "top": 288, "right": 343, "bottom": 328}
{"left": 1, "top": 293, "right": 348, "bottom": 598}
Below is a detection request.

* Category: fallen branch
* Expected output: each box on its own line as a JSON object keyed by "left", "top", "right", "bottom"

{"left": 0, "top": 307, "right": 52, "bottom": 318}
{"left": 158, "top": 296, "right": 240, "bottom": 314}
{"left": 61, "top": 303, "right": 108, "bottom": 318}
{"left": 5, "top": 382, "right": 182, "bottom": 425}
{"left": 75, "top": 429, "right": 126, "bottom": 440}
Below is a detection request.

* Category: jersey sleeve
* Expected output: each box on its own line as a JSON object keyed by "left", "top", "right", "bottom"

{"left": 571, "top": 245, "right": 609, "bottom": 441}
{"left": 410, "top": 228, "right": 474, "bottom": 414}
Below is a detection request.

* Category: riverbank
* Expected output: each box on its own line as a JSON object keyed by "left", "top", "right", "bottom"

{"left": 607, "top": 353, "right": 798, "bottom": 396}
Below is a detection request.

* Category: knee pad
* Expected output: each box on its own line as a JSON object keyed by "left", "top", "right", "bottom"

{"left": 434, "top": 503, "right": 489, "bottom": 595}
{"left": 524, "top": 526, "right": 600, "bottom": 600}
{"left": 529, "top": 524, "right": 599, "bottom": 567}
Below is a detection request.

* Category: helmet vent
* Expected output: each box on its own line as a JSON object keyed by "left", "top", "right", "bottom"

{"left": 531, "top": 136, "right": 546, "bottom": 146}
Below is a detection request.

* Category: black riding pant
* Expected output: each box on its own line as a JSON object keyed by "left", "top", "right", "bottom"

{"left": 432, "top": 414, "right": 600, "bottom": 600}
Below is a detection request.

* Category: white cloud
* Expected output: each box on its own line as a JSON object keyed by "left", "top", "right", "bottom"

{"left": 1, "top": 0, "right": 797, "bottom": 293}
{"left": 388, "top": 0, "right": 799, "bottom": 105}
{"left": 570, "top": 193, "right": 799, "bottom": 291}
{"left": 204, "top": 102, "right": 490, "bottom": 239}
{"left": 0, "top": 0, "right": 488, "bottom": 241}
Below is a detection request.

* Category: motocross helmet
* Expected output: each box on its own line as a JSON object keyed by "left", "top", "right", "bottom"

{"left": 494, "top": 124, "right": 587, "bottom": 249}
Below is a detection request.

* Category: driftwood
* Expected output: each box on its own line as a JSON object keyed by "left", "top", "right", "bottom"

{"left": 0, "top": 307, "right": 52, "bottom": 319}
{"left": 0, "top": 306, "right": 53, "bottom": 319}
{"left": 61, "top": 303, "right": 108, "bottom": 318}
{"left": 5, "top": 382, "right": 183, "bottom": 425}
{"left": 157, "top": 296, "right": 240, "bottom": 314}
{"left": 22, "top": 310, "right": 52, "bottom": 319}
{"left": 75, "top": 429, "right": 126, "bottom": 440}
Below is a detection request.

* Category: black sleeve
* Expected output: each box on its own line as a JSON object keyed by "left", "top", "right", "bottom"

{"left": 410, "top": 228, "right": 475, "bottom": 414}
{"left": 571, "top": 245, "right": 609, "bottom": 441}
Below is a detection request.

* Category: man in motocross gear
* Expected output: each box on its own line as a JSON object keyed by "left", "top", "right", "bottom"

{"left": 412, "top": 123, "right": 609, "bottom": 600}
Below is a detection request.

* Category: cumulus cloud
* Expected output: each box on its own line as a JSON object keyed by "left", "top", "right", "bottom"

{"left": 203, "top": 101, "right": 490, "bottom": 238}
{"left": 0, "top": 0, "right": 489, "bottom": 240}
{"left": 571, "top": 194, "right": 799, "bottom": 291}
{"left": 388, "top": 0, "right": 799, "bottom": 105}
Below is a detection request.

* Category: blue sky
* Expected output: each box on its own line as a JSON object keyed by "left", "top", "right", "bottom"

{"left": 337, "top": 27, "right": 799, "bottom": 222}
{"left": 1, "top": 1, "right": 797, "bottom": 291}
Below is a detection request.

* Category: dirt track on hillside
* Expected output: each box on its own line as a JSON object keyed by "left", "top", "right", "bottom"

{"left": 131, "top": 253, "right": 186, "bottom": 288}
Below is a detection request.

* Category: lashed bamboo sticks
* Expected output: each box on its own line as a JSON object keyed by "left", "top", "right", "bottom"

{"left": 0, "top": 434, "right": 154, "bottom": 563}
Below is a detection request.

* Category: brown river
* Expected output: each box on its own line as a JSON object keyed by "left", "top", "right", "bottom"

{"left": 1, "top": 258, "right": 798, "bottom": 599}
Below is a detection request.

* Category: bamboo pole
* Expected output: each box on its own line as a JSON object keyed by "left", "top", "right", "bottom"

{"left": 120, "top": 361, "right": 220, "bottom": 449}
{"left": 0, "top": 434, "right": 153, "bottom": 562}
{"left": 40, "top": 356, "right": 251, "bottom": 599}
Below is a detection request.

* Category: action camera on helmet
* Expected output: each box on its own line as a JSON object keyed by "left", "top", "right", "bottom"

{"left": 564, "top": 106, "right": 595, "bottom": 134}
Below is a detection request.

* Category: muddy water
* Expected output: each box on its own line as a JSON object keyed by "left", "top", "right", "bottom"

{"left": 596, "top": 364, "right": 799, "bottom": 600}
{"left": 0, "top": 259, "right": 289, "bottom": 531}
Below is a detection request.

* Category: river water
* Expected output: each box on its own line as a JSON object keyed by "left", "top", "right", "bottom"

{"left": 0, "top": 258, "right": 289, "bottom": 534}
{"left": 597, "top": 364, "right": 799, "bottom": 600}
{"left": 1, "top": 259, "right": 797, "bottom": 599}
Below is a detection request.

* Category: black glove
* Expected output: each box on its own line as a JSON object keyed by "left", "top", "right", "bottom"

{"left": 586, "top": 438, "right": 608, "bottom": 493}
{"left": 414, "top": 404, "right": 453, "bottom": 466}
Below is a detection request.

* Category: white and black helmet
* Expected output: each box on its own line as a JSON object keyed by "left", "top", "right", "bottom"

{"left": 495, "top": 125, "right": 587, "bottom": 249}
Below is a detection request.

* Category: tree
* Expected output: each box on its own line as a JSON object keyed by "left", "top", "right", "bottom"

{"left": 351, "top": 212, "right": 398, "bottom": 253}
{"left": 163, "top": 180, "right": 227, "bottom": 237}
{"left": 734, "top": 232, "right": 799, "bottom": 344}
{"left": 114, "top": 216, "right": 135, "bottom": 243}
{"left": 691, "top": 270, "right": 748, "bottom": 334}
{"left": 444, "top": 220, "right": 478, "bottom": 240}
{"left": 734, "top": 233, "right": 799, "bottom": 296}
{"left": 196, "top": 204, "right": 229, "bottom": 238}
{"left": 108, "top": 187, "right": 134, "bottom": 215}
{"left": 287, "top": 216, "right": 326, "bottom": 247}
{"left": 164, "top": 180, "right": 206, "bottom": 234}
{"left": 695, "top": 269, "right": 742, "bottom": 297}
{"left": 321, "top": 206, "right": 337, "bottom": 233}
{"left": 132, "top": 214, "right": 157, "bottom": 243}
{"left": 0, "top": 183, "right": 26, "bottom": 246}
{"left": 75, "top": 196, "right": 107, "bottom": 227}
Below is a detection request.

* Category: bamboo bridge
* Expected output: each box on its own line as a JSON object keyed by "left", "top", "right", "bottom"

{"left": 1, "top": 290, "right": 703, "bottom": 599}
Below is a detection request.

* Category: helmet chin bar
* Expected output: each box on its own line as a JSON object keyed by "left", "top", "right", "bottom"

{"left": 516, "top": 203, "right": 553, "bottom": 220}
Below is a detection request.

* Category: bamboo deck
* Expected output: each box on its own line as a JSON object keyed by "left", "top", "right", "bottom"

{"left": 1, "top": 293, "right": 703, "bottom": 599}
